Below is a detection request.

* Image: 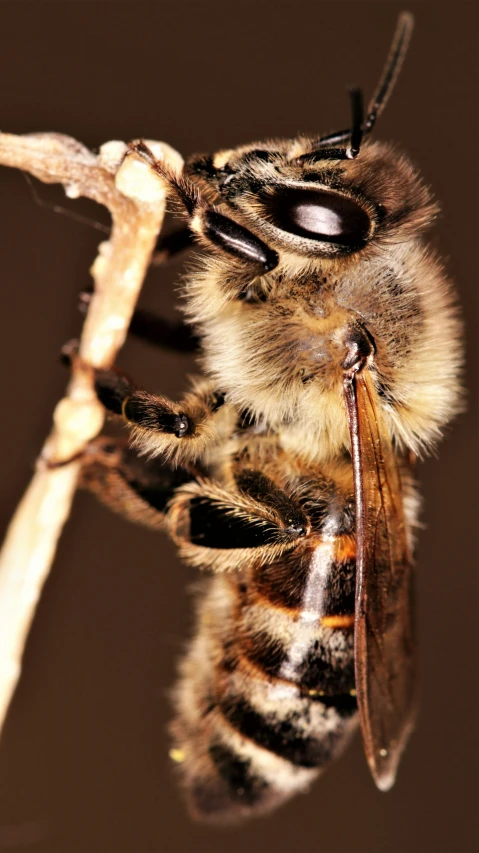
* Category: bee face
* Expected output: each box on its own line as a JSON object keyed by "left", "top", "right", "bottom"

{"left": 187, "top": 140, "right": 437, "bottom": 260}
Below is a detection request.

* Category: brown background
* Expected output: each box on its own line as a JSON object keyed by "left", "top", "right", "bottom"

{"left": 0, "top": 3, "right": 477, "bottom": 852}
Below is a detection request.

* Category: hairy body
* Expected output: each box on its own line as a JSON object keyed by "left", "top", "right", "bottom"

{"left": 79, "top": 14, "right": 462, "bottom": 823}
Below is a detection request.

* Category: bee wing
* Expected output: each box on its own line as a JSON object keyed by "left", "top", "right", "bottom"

{"left": 343, "top": 370, "right": 416, "bottom": 791}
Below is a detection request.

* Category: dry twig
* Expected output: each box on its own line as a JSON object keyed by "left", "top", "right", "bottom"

{"left": 0, "top": 131, "right": 183, "bottom": 734}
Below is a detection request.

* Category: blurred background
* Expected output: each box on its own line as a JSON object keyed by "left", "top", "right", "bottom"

{"left": 0, "top": 3, "right": 477, "bottom": 852}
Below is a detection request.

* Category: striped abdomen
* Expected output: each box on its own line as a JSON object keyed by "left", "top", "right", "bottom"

{"left": 170, "top": 534, "right": 358, "bottom": 823}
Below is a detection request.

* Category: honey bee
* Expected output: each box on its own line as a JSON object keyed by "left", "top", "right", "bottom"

{"left": 77, "top": 11, "right": 463, "bottom": 822}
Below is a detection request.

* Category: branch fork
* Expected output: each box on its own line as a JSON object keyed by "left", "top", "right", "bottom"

{"left": 0, "top": 131, "right": 183, "bottom": 733}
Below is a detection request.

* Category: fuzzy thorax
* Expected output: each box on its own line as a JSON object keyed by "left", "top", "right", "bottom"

{"left": 183, "top": 238, "right": 462, "bottom": 464}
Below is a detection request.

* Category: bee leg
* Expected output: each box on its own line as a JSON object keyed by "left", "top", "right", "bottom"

{"left": 79, "top": 292, "right": 199, "bottom": 354}
{"left": 151, "top": 226, "right": 193, "bottom": 265}
{"left": 79, "top": 436, "right": 195, "bottom": 531}
{"left": 92, "top": 366, "right": 226, "bottom": 465}
{"left": 127, "top": 310, "right": 199, "bottom": 353}
{"left": 132, "top": 226, "right": 197, "bottom": 349}
{"left": 169, "top": 472, "right": 310, "bottom": 571}
{"left": 128, "top": 141, "right": 279, "bottom": 276}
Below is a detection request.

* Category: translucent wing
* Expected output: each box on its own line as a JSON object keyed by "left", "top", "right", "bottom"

{"left": 344, "top": 370, "right": 416, "bottom": 791}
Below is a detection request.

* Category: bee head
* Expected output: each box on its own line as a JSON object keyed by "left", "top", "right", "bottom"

{"left": 188, "top": 136, "right": 436, "bottom": 262}
{"left": 185, "top": 14, "right": 435, "bottom": 260}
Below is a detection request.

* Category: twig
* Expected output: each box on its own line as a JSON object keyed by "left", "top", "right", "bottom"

{"left": 0, "top": 131, "right": 183, "bottom": 734}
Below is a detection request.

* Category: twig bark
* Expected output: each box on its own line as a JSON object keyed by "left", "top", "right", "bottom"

{"left": 0, "top": 131, "right": 183, "bottom": 734}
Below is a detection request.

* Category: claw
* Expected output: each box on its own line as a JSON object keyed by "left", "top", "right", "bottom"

{"left": 59, "top": 338, "right": 80, "bottom": 367}
{"left": 78, "top": 289, "right": 93, "bottom": 315}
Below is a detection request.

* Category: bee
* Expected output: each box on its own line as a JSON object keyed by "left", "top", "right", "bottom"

{"left": 77, "top": 11, "right": 463, "bottom": 822}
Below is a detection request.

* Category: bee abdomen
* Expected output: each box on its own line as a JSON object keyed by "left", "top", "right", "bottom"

{"left": 171, "top": 680, "right": 323, "bottom": 823}
{"left": 170, "top": 574, "right": 357, "bottom": 822}
{"left": 218, "top": 694, "right": 339, "bottom": 768}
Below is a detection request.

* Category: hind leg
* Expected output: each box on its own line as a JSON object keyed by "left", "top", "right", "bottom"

{"left": 79, "top": 436, "right": 196, "bottom": 532}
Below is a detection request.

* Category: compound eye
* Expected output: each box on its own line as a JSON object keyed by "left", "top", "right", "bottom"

{"left": 265, "top": 188, "right": 371, "bottom": 248}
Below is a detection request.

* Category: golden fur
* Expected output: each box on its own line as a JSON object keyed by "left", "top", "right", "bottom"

{"left": 81, "top": 27, "right": 464, "bottom": 821}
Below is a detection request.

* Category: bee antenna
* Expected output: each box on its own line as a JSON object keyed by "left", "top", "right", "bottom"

{"left": 363, "top": 11, "right": 414, "bottom": 136}
{"left": 346, "top": 88, "right": 364, "bottom": 159}
{"left": 292, "top": 12, "right": 414, "bottom": 164}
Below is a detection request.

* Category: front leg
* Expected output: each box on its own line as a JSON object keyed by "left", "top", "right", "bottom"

{"left": 127, "top": 309, "right": 199, "bottom": 353}
{"left": 128, "top": 142, "right": 279, "bottom": 280}
{"left": 93, "top": 366, "right": 227, "bottom": 465}
{"left": 79, "top": 291, "right": 199, "bottom": 354}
